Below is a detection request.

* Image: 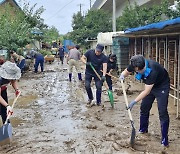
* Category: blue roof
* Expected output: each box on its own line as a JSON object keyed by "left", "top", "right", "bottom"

{"left": 125, "top": 17, "right": 180, "bottom": 34}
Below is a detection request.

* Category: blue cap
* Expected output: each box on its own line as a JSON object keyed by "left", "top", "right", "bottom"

{"left": 96, "top": 44, "right": 104, "bottom": 52}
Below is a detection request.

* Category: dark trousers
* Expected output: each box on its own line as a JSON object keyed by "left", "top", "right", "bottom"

{"left": 59, "top": 56, "right": 64, "bottom": 64}
{"left": 106, "top": 75, "right": 112, "bottom": 90}
{"left": 140, "top": 84, "right": 170, "bottom": 124}
{"left": 35, "top": 57, "right": 44, "bottom": 72}
{"left": 0, "top": 90, "right": 8, "bottom": 124}
{"left": 85, "top": 73, "right": 102, "bottom": 104}
{"left": 140, "top": 83, "right": 170, "bottom": 145}
{"left": 17, "top": 59, "right": 25, "bottom": 73}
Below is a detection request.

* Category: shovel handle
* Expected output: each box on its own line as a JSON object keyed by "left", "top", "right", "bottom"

{"left": 5, "top": 92, "right": 21, "bottom": 124}
{"left": 120, "top": 79, "right": 133, "bottom": 121}
{"left": 101, "top": 71, "right": 119, "bottom": 80}
{"left": 90, "top": 64, "right": 109, "bottom": 90}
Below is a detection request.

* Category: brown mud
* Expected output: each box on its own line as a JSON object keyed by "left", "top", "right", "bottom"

{"left": 0, "top": 58, "right": 180, "bottom": 154}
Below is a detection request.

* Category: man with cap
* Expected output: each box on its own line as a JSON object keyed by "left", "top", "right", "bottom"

{"left": 120, "top": 54, "right": 170, "bottom": 147}
{"left": 0, "top": 61, "right": 21, "bottom": 124}
{"left": 81, "top": 44, "right": 108, "bottom": 106}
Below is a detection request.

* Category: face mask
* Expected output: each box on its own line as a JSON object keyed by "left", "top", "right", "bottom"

{"left": 135, "top": 60, "right": 152, "bottom": 81}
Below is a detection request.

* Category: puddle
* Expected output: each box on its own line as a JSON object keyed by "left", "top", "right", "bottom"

{"left": 9, "top": 95, "right": 38, "bottom": 108}
{"left": 37, "top": 98, "right": 46, "bottom": 106}
{"left": 11, "top": 117, "right": 27, "bottom": 127}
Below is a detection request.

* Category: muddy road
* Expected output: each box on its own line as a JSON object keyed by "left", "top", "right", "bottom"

{"left": 0, "top": 58, "right": 180, "bottom": 154}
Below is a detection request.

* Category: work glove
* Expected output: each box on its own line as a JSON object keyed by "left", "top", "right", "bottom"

{"left": 127, "top": 100, "right": 137, "bottom": 110}
{"left": 6, "top": 105, "right": 13, "bottom": 116}
{"left": 101, "top": 76, "right": 106, "bottom": 82}
{"left": 86, "top": 62, "right": 91, "bottom": 66}
{"left": 15, "top": 89, "right": 21, "bottom": 97}
{"left": 119, "top": 73, "right": 125, "bottom": 81}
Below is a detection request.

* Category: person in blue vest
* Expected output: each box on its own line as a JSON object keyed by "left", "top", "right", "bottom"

{"left": 0, "top": 61, "right": 21, "bottom": 124}
{"left": 81, "top": 44, "right": 108, "bottom": 106}
{"left": 120, "top": 54, "right": 170, "bottom": 147}
{"left": 30, "top": 50, "right": 44, "bottom": 73}
{"left": 58, "top": 44, "right": 65, "bottom": 64}
{"left": 105, "top": 53, "right": 117, "bottom": 90}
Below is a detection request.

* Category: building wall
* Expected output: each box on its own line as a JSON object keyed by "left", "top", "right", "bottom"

{"left": 128, "top": 35, "right": 180, "bottom": 117}
{"left": 92, "top": 0, "right": 174, "bottom": 18}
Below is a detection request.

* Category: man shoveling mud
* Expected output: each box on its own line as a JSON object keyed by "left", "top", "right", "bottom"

{"left": 120, "top": 54, "right": 170, "bottom": 147}
{"left": 81, "top": 44, "right": 108, "bottom": 106}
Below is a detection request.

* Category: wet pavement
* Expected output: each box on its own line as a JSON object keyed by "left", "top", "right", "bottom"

{"left": 0, "top": 58, "right": 180, "bottom": 154}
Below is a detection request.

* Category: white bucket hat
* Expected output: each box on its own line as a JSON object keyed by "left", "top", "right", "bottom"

{"left": 0, "top": 61, "right": 21, "bottom": 80}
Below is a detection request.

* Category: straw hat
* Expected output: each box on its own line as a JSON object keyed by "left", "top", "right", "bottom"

{"left": 0, "top": 61, "right": 21, "bottom": 80}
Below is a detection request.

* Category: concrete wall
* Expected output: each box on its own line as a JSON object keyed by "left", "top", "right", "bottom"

{"left": 92, "top": 0, "right": 174, "bottom": 18}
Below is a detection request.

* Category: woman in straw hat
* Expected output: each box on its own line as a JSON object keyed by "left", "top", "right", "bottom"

{"left": 0, "top": 61, "right": 21, "bottom": 124}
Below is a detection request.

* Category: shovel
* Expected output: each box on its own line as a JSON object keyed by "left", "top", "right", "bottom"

{"left": 0, "top": 92, "right": 21, "bottom": 145}
{"left": 120, "top": 79, "right": 136, "bottom": 147}
{"left": 89, "top": 63, "right": 114, "bottom": 108}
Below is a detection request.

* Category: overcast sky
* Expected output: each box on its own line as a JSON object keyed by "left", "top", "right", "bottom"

{"left": 20, "top": 0, "right": 95, "bottom": 35}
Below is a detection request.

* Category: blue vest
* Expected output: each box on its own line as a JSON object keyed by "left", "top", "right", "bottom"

{"left": 135, "top": 60, "right": 152, "bottom": 81}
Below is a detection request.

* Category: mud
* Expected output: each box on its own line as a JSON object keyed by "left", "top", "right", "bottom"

{"left": 0, "top": 58, "right": 180, "bottom": 154}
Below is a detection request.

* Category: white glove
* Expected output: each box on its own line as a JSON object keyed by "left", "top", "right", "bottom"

{"left": 119, "top": 73, "right": 125, "bottom": 81}
{"left": 6, "top": 105, "right": 13, "bottom": 115}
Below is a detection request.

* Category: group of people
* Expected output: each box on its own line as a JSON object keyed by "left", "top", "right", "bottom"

{"left": 0, "top": 43, "right": 170, "bottom": 147}
{"left": 80, "top": 44, "right": 170, "bottom": 147}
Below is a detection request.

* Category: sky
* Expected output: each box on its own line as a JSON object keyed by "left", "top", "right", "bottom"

{"left": 19, "top": 0, "right": 95, "bottom": 35}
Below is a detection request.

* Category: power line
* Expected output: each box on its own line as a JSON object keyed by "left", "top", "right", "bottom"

{"left": 46, "top": 0, "right": 74, "bottom": 21}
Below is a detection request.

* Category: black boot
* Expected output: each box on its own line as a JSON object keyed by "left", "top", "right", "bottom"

{"left": 161, "top": 121, "right": 169, "bottom": 147}
{"left": 96, "top": 90, "right": 101, "bottom": 105}
{"left": 139, "top": 115, "right": 149, "bottom": 133}
{"left": 69, "top": 73, "right": 72, "bottom": 82}
{"left": 78, "top": 73, "right": 82, "bottom": 81}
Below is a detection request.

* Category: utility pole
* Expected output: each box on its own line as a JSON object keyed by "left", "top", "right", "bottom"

{"left": 113, "top": 0, "right": 116, "bottom": 32}
{"left": 90, "top": 0, "right": 92, "bottom": 9}
{"left": 77, "top": 3, "right": 84, "bottom": 14}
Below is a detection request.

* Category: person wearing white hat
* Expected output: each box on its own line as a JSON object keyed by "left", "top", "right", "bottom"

{"left": 0, "top": 61, "right": 21, "bottom": 124}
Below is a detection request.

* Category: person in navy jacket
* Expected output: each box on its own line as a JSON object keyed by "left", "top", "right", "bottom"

{"left": 81, "top": 44, "right": 108, "bottom": 106}
{"left": 120, "top": 54, "right": 170, "bottom": 147}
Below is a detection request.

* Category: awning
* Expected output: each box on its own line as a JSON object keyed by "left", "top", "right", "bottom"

{"left": 125, "top": 17, "right": 180, "bottom": 34}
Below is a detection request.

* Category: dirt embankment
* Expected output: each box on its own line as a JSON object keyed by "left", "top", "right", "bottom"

{"left": 0, "top": 58, "right": 180, "bottom": 154}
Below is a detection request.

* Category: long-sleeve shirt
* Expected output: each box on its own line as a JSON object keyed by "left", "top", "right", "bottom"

{"left": 68, "top": 48, "right": 80, "bottom": 61}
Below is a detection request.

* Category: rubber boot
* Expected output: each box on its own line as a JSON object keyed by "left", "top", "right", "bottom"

{"left": 96, "top": 90, "right": 101, "bottom": 105}
{"left": 139, "top": 115, "right": 149, "bottom": 133}
{"left": 69, "top": 73, "right": 72, "bottom": 82}
{"left": 78, "top": 73, "right": 82, "bottom": 81}
{"left": 161, "top": 121, "right": 169, "bottom": 147}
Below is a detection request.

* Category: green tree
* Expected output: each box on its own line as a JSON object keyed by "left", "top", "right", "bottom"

{"left": 116, "top": 0, "right": 180, "bottom": 31}
{"left": 0, "top": 2, "right": 45, "bottom": 51}
{"left": 68, "top": 9, "right": 112, "bottom": 46}
{"left": 42, "top": 26, "right": 60, "bottom": 44}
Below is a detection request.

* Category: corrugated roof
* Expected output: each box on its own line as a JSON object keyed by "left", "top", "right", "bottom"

{"left": 125, "top": 17, "right": 180, "bottom": 34}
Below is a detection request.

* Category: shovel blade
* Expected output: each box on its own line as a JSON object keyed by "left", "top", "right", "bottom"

{"left": 108, "top": 90, "right": 114, "bottom": 108}
{"left": 130, "top": 120, "right": 136, "bottom": 147}
{"left": 0, "top": 123, "right": 12, "bottom": 145}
